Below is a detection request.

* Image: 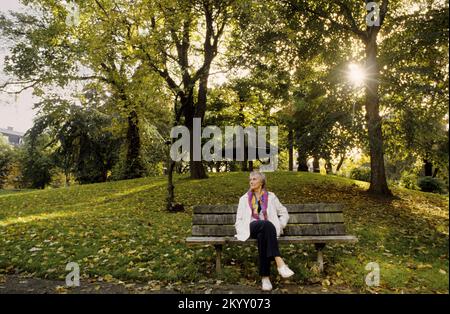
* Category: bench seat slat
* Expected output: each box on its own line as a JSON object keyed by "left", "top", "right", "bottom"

{"left": 192, "top": 223, "right": 347, "bottom": 236}
{"left": 284, "top": 224, "right": 346, "bottom": 236}
{"left": 186, "top": 235, "right": 358, "bottom": 245}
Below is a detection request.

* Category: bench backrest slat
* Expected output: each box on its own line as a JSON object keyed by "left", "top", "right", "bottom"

{"left": 193, "top": 212, "right": 344, "bottom": 225}
{"left": 191, "top": 203, "right": 348, "bottom": 237}
{"left": 193, "top": 203, "right": 344, "bottom": 214}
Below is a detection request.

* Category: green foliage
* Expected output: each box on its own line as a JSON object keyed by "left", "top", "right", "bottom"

{"left": 109, "top": 119, "right": 166, "bottom": 180}
{"left": 0, "top": 138, "right": 14, "bottom": 188}
{"left": 0, "top": 1, "right": 173, "bottom": 181}
{"left": 381, "top": 3, "right": 449, "bottom": 186}
{"left": 139, "top": 119, "right": 168, "bottom": 177}
{"left": 228, "top": 0, "right": 362, "bottom": 170}
{"left": 26, "top": 103, "right": 121, "bottom": 185}
{"left": 400, "top": 171, "right": 420, "bottom": 190}
{"left": 0, "top": 0, "right": 447, "bottom": 195}
{"left": 418, "top": 176, "right": 446, "bottom": 194}
{"left": 61, "top": 108, "right": 120, "bottom": 184}
{"left": 349, "top": 167, "right": 371, "bottom": 182}
{"left": 18, "top": 134, "right": 54, "bottom": 189}
{"left": 49, "top": 168, "right": 69, "bottom": 188}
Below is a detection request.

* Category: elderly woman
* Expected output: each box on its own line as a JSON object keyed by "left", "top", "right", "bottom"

{"left": 234, "top": 171, "right": 294, "bottom": 291}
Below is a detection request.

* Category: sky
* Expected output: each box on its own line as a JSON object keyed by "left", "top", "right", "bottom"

{"left": 0, "top": 0, "right": 37, "bottom": 133}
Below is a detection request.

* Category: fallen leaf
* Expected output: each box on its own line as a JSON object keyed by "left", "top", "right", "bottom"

{"left": 321, "top": 279, "right": 331, "bottom": 286}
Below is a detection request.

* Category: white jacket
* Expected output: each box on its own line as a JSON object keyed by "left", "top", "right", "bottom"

{"left": 234, "top": 191, "right": 289, "bottom": 241}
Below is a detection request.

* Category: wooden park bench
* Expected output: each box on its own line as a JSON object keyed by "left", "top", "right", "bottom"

{"left": 186, "top": 203, "right": 358, "bottom": 274}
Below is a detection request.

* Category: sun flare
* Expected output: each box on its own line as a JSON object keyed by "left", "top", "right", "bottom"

{"left": 348, "top": 63, "right": 366, "bottom": 86}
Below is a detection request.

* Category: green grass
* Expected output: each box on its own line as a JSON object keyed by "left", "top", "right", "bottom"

{"left": 0, "top": 171, "right": 448, "bottom": 293}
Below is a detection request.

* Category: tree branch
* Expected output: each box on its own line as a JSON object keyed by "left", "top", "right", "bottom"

{"left": 142, "top": 48, "right": 182, "bottom": 95}
{"left": 0, "top": 75, "right": 106, "bottom": 94}
{"left": 94, "top": 0, "right": 109, "bottom": 17}
{"left": 335, "top": 0, "right": 366, "bottom": 38}
{"left": 285, "top": 0, "right": 368, "bottom": 41}
{"left": 0, "top": 80, "right": 40, "bottom": 94}
{"left": 379, "top": 0, "right": 389, "bottom": 28}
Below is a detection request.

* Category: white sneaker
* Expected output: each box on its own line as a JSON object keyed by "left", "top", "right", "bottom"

{"left": 277, "top": 264, "right": 294, "bottom": 278}
{"left": 261, "top": 277, "right": 272, "bottom": 291}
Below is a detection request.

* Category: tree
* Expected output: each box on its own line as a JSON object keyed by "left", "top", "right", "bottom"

{"left": 227, "top": 1, "right": 360, "bottom": 175}
{"left": 284, "top": 0, "right": 396, "bottom": 195}
{"left": 18, "top": 133, "right": 53, "bottom": 189}
{"left": 205, "top": 77, "right": 278, "bottom": 171}
{"left": 26, "top": 94, "right": 122, "bottom": 184}
{"left": 132, "top": 0, "right": 235, "bottom": 178}
{"left": 1, "top": 0, "right": 236, "bottom": 180}
{"left": 380, "top": 3, "right": 449, "bottom": 183}
{"left": 55, "top": 107, "right": 120, "bottom": 184}
{"left": 0, "top": 1, "right": 169, "bottom": 179}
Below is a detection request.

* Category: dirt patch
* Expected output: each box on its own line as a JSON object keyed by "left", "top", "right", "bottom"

{"left": 0, "top": 274, "right": 357, "bottom": 294}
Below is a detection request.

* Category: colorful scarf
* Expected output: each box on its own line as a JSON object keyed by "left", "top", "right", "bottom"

{"left": 247, "top": 189, "right": 269, "bottom": 220}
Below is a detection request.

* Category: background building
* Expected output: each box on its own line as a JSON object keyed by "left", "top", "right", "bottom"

{"left": 0, "top": 126, "right": 24, "bottom": 146}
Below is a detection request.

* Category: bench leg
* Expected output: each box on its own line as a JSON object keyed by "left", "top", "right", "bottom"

{"left": 214, "top": 244, "right": 223, "bottom": 275}
{"left": 315, "top": 243, "right": 326, "bottom": 273}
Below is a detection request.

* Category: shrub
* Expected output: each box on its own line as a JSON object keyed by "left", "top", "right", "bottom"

{"left": 0, "top": 152, "right": 12, "bottom": 188}
{"left": 49, "top": 168, "right": 68, "bottom": 188}
{"left": 0, "top": 139, "right": 14, "bottom": 189}
{"left": 417, "top": 176, "right": 445, "bottom": 193}
{"left": 399, "top": 171, "right": 419, "bottom": 190}
{"left": 349, "top": 167, "right": 371, "bottom": 182}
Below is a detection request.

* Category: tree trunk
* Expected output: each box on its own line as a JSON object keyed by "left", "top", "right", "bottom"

{"left": 312, "top": 156, "right": 320, "bottom": 173}
{"left": 189, "top": 40, "right": 212, "bottom": 180}
{"left": 182, "top": 92, "right": 208, "bottom": 180}
{"left": 424, "top": 158, "right": 433, "bottom": 176}
{"left": 364, "top": 34, "right": 392, "bottom": 196}
{"left": 166, "top": 159, "right": 175, "bottom": 211}
{"left": 124, "top": 110, "right": 145, "bottom": 179}
{"left": 101, "top": 168, "right": 108, "bottom": 182}
{"left": 249, "top": 160, "right": 254, "bottom": 172}
{"left": 242, "top": 140, "right": 250, "bottom": 171}
{"left": 288, "top": 129, "right": 294, "bottom": 171}
{"left": 64, "top": 163, "right": 70, "bottom": 187}
{"left": 297, "top": 149, "right": 308, "bottom": 172}
{"left": 188, "top": 129, "right": 208, "bottom": 179}
{"left": 175, "top": 162, "right": 182, "bottom": 174}
{"left": 336, "top": 154, "right": 345, "bottom": 173}
{"left": 241, "top": 140, "right": 248, "bottom": 171}
{"left": 229, "top": 161, "right": 238, "bottom": 172}
{"left": 325, "top": 159, "right": 333, "bottom": 174}
{"left": 432, "top": 167, "right": 439, "bottom": 178}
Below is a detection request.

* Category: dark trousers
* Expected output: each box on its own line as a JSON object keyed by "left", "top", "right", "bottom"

{"left": 250, "top": 220, "right": 281, "bottom": 276}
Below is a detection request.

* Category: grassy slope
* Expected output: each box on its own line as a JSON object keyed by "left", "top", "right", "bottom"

{"left": 0, "top": 172, "right": 448, "bottom": 293}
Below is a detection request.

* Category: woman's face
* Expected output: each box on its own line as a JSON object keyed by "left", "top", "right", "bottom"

{"left": 249, "top": 175, "right": 262, "bottom": 191}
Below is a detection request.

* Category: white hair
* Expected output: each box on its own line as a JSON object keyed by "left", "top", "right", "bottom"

{"left": 249, "top": 171, "right": 266, "bottom": 188}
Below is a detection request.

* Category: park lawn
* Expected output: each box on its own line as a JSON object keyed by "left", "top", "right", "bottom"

{"left": 0, "top": 171, "right": 448, "bottom": 293}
